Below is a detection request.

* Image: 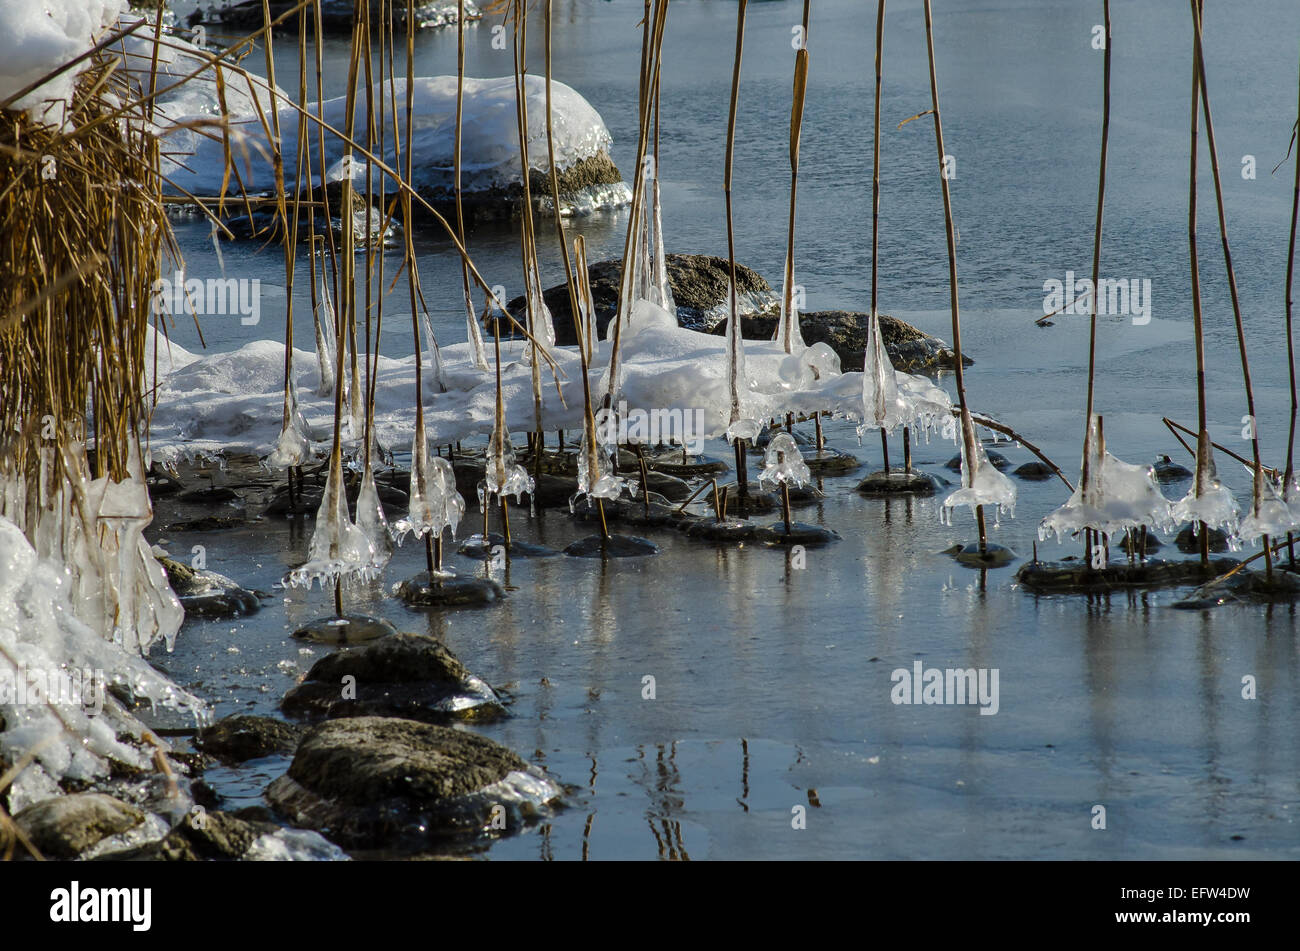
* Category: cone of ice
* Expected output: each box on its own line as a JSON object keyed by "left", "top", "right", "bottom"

{"left": 288, "top": 457, "right": 378, "bottom": 588}
{"left": 941, "top": 426, "right": 1017, "bottom": 527}
{"left": 478, "top": 420, "right": 534, "bottom": 512}
{"left": 394, "top": 422, "right": 466, "bottom": 546}
{"left": 313, "top": 273, "right": 337, "bottom": 399}
{"left": 724, "top": 277, "right": 760, "bottom": 443}
{"left": 266, "top": 378, "right": 313, "bottom": 469}
{"left": 1171, "top": 432, "right": 1240, "bottom": 546}
{"left": 354, "top": 466, "right": 393, "bottom": 571}
{"left": 857, "top": 312, "right": 914, "bottom": 439}
{"left": 1040, "top": 415, "right": 1173, "bottom": 542}
{"left": 758, "top": 432, "right": 812, "bottom": 490}
{"left": 1237, "top": 472, "right": 1297, "bottom": 546}
{"left": 570, "top": 429, "right": 627, "bottom": 512}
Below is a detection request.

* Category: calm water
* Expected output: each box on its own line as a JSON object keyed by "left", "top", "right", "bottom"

{"left": 152, "top": 0, "right": 1300, "bottom": 859}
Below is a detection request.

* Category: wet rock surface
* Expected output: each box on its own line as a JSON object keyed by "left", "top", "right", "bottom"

{"left": 281, "top": 633, "right": 506, "bottom": 723}
{"left": 15, "top": 792, "right": 145, "bottom": 859}
{"left": 159, "top": 556, "right": 263, "bottom": 618}
{"left": 266, "top": 716, "right": 561, "bottom": 850}
{"left": 856, "top": 470, "right": 944, "bottom": 496}
{"left": 395, "top": 572, "right": 506, "bottom": 607}
{"left": 944, "top": 543, "right": 1018, "bottom": 569}
{"left": 195, "top": 715, "right": 303, "bottom": 763}
{"left": 563, "top": 533, "right": 660, "bottom": 558}
{"left": 292, "top": 613, "right": 400, "bottom": 645}
{"left": 1174, "top": 568, "right": 1300, "bottom": 608}
{"left": 1012, "top": 462, "right": 1056, "bottom": 481}
{"left": 1016, "top": 557, "right": 1240, "bottom": 592}
{"left": 1174, "top": 524, "right": 1233, "bottom": 553}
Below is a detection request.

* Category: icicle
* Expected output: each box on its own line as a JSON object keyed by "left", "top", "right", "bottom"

{"left": 479, "top": 420, "right": 534, "bottom": 512}
{"left": 758, "top": 432, "right": 812, "bottom": 490}
{"left": 267, "top": 377, "right": 313, "bottom": 469}
{"left": 857, "top": 312, "right": 914, "bottom": 438}
{"left": 355, "top": 466, "right": 393, "bottom": 571}
{"left": 649, "top": 169, "right": 675, "bottom": 313}
{"left": 287, "top": 454, "right": 377, "bottom": 588}
{"left": 724, "top": 275, "right": 760, "bottom": 443}
{"left": 466, "top": 309, "right": 490, "bottom": 372}
{"left": 942, "top": 434, "right": 1017, "bottom": 527}
{"left": 313, "top": 283, "right": 337, "bottom": 399}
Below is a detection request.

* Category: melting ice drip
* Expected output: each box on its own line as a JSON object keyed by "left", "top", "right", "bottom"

{"left": 941, "top": 424, "right": 1018, "bottom": 528}
{"left": 1171, "top": 435, "right": 1242, "bottom": 550}
{"left": 287, "top": 456, "right": 379, "bottom": 588}
{"left": 478, "top": 423, "right": 534, "bottom": 513}
{"left": 758, "top": 433, "right": 812, "bottom": 490}
{"left": 394, "top": 422, "right": 466, "bottom": 575}
{"left": 854, "top": 312, "right": 953, "bottom": 444}
{"left": 1239, "top": 472, "right": 1300, "bottom": 547}
{"left": 1039, "top": 415, "right": 1173, "bottom": 544}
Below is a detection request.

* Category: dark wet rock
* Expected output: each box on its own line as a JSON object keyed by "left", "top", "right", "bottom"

{"left": 647, "top": 452, "right": 731, "bottom": 478}
{"left": 1013, "top": 462, "right": 1056, "bottom": 481}
{"left": 681, "top": 518, "right": 764, "bottom": 543}
{"left": 944, "top": 543, "right": 1017, "bottom": 568}
{"left": 458, "top": 532, "right": 558, "bottom": 559}
{"left": 266, "top": 716, "right": 561, "bottom": 849}
{"left": 292, "top": 613, "right": 399, "bottom": 645}
{"left": 159, "top": 556, "right": 263, "bottom": 618}
{"left": 571, "top": 495, "right": 688, "bottom": 529}
{"left": 1175, "top": 524, "right": 1232, "bottom": 553}
{"left": 627, "top": 469, "right": 693, "bottom": 502}
{"left": 1154, "top": 454, "right": 1195, "bottom": 483}
{"left": 754, "top": 522, "right": 840, "bottom": 547}
{"left": 98, "top": 810, "right": 276, "bottom": 862}
{"left": 395, "top": 572, "right": 505, "bottom": 607}
{"left": 15, "top": 793, "right": 145, "bottom": 859}
{"left": 727, "top": 485, "right": 822, "bottom": 516}
{"left": 177, "top": 485, "right": 242, "bottom": 505}
{"left": 1174, "top": 568, "right": 1300, "bottom": 608}
{"left": 166, "top": 514, "right": 251, "bottom": 532}
{"left": 281, "top": 633, "right": 505, "bottom": 723}
{"left": 1118, "top": 528, "right": 1164, "bottom": 555}
{"left": 730, "top": 310, "right": 970, "bottom": 374}
{"left": 195, "top": 715, "right": 302, "bottom": 763}
{"left": 802, "top": 448, "right": 862, "bottom": 475}
{"left": 1016, "top": 557, "right": 1239, "bottom": 592}
{"left": 946, "top": 450, "right": 1010, "bottom": 472}
{"left": 264, "top": 483, "right": 324, "bottom": 517}
{"left": 563, "top": 534, "right": 659, "bottom": 558}
{"left": 856, "top": 469, "right": 944, "bottom": 496}
{"left": 499, "top": 255, "right": 966, "bottom": 372}
{"left": 146, "top": 466, "right": 184, "bottom": 497}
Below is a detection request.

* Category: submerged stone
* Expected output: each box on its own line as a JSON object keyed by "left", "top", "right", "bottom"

{"left": 281, "top": 633, "right": 506, "bottom": 723}
{"left": 946, "top": 450, "right": 1009, "bottom": 472}
{"left": 1173, "top": 568, "right": 1300, "bottom": 609}
{"left": 1016, "top": 557, "right": 1240, "bottom": 592}
{"left": 292, "top": 614, "right": 399, "bottom": 645}
{"left": 195, "top": 714, "right": 303, "bottom": 763}
{"left": 802, "top": 448, "right": 862, "bottom": 475}
{"left": 1012, "top": 462, "right": 1055, "bottom": 481}
{"left": 458, "top": 532, "right": 558, "bottom": 559}
{"left": 395, "top": 572, "right": 505, "bottom": 607}
{"left": 563, "top": 533, "right": 660, "bottom": 558}
{"left": 682, "top": 518, "right": 764, "bottom": 543}
{"left": 944, "top": 543, "right": 1017, "bottom": 568}
{"left": 177, "top": 485, "right": 243, "bottom": 505}
{"left": 755, "top": 522, "right": 840, "bottom": 547}
{"left": 1175, "top": 524, "right": 1232, "bottom": 553}
{"left": 266, "top": 716, "right": 562, "bottom": 850}
{"left": 648, "top": 452, "right": 731, "bottom": 478}
{"left": 572, "top": 495, "right": 686, "bottom": 529}
{"left": 1118, "top": 529, "right": 1164, "bottom": 555}
{"left": 856, "top": 469, "right": 943, "bottom": 496}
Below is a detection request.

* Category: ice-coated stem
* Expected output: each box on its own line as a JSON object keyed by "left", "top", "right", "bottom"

{"left": 1186, "top": 0, "right": 1211, "bottom": 571}
{"left": 1081, "top": 0, "right": 1110, "bottom": 504}
{"left": 724, "top": 0, "right": 749, "bottom": 439}
{"left": 776, "top": 0, "right": 811, "bottom": 354}
{"left": 1190, "top": 0, "right": 1269, "bottom": 577}
{"left": 923, "top": 0, "right": 984, "bottom": 549}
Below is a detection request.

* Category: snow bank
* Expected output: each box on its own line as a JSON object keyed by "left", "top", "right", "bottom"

{"left": 162, "top": 74, "right": 625, "bottom": 203}
{"left": 0, "top": 0, "right": 127, "bottom": 119}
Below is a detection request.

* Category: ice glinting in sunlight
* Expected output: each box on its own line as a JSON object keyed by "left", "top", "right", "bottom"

{"left": 1171, "top": 437, "right": 1242, "bottom": 550}
{"left": 758, "top": 433, "right": 812, "bottom": 490}
{"left": 1039, "top": 415, "right": 1174, "bottom": 544}
{"left": 941, "top": 425, "right": 1018, "bottom": 528}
